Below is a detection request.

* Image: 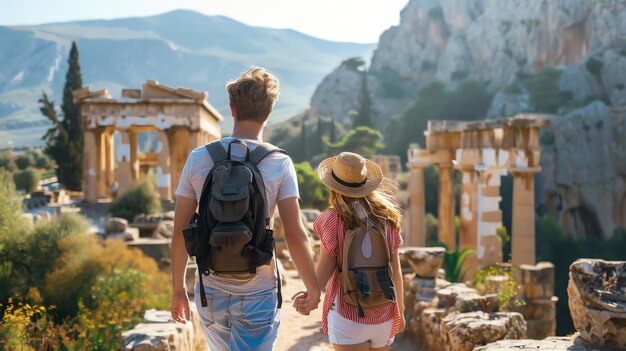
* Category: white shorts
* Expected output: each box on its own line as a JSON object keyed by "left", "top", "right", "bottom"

{"left": 327, "top": 299, "right": 395, "bottom": 348}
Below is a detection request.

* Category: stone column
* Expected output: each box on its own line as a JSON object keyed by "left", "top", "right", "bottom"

{"left": 83, "top": 129, "right": 98, "bottom": 203}
{"left": 188, "top": 130, "right": 203, "bottom": 152}
{"left": 157, "top": 130, "right": 172, "bottom": 201}
{"left": 103, "top": 130, "right": 115, "bottom": 197}
{"left": 437, "top": 162, "right": 456, "bottom": 250}
{"left": 116, "top": 129, "right": 132, "bottom": 195}
{"left": 407, "top": 164, "right": 427, "bottom": 247}
{"left": 459, "top": 167, "right": 479, "bottom": 278}
{"left": 96, "top": 129, "right": 107, "bottom": 197}
{"left": 476, "top": 167, "right": 503, "bottom": 267}
{"left": 129, "top": 129, "right": 139, "bottom": 182}
{"left": 511, "top": 170, "right": 537, "bottom": 265}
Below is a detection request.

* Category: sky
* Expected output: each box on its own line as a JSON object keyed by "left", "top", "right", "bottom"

{"left": 0, "top": 0, "right": 409, "bottom": 43}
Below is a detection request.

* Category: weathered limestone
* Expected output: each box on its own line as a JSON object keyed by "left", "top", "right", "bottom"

{"left": 513, "top": 262, "right": 558, "bottom": 339}
{"left": 568, "top": 259, "right": 626, "bottom": 348}
{"left": 406, "top": 148, "right": 428, "bottom": 247}
{"left": 74, "top": 81, "right": 222, "bottom": 202}
{"left": 407, "top": 115, "right": 550, "bottom": 271}
{"left": 438, "top": 162, "right": 456, "bottom": 250}
{"left": 441, "top": 311, "right": 527, "bottom": 351}
{"left": 475, "top": 334, "right": 626, "bottom": 351}
{"left": 122, "top": 307, "right": 204, "bottom": 351}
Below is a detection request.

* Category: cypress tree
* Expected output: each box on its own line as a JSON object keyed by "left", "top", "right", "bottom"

{"left": 41, "top": 41, "right": 84, "bottom": 190}
{"left": 330, "top": 115, "right": 337, "bottom": 143}
{"left": 352, "top": 74, "right": 374, "bottom": 129}
{"left": 300, "top": 115, "right": 308, "bottom": 161}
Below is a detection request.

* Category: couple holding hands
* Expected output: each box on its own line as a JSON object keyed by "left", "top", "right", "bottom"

{"left": 170, "top": 67, "right": 405, "bottom": 351}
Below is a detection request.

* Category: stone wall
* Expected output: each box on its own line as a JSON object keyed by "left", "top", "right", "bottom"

{"left": 400, "top": 247, "right": 528, "bottom": 351}
{"left": 479, "top": 258, "right": 626, "bottom": 350}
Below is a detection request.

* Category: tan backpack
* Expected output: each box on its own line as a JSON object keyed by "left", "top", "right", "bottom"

{"left": 339, "top": 218, "right": 396, "bottom": 318}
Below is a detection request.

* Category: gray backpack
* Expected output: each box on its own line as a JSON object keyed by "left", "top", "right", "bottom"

{"left": 183, "top": 139, "right": 287, "bottom": 307}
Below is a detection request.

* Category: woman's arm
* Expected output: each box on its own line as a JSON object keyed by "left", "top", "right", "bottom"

{"left": 391, "top": 249, "right": 406, "bottom": 330}
{"left": 315, "top": 243, "right": 337, "bottom": 290}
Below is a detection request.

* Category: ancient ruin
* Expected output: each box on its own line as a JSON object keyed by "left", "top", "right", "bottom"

{"left": 406, "top": 115, "right": 551, "bottom": 269}
{"left": 568, "top": 259, "right": 626, "bottom": 348}
{"left": 73, "top": 81, "right": 223, "bottom": 202}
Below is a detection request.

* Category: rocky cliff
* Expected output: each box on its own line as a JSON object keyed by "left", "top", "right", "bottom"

{"left": 307, "top": 0, "right": 626, "bottom": 238}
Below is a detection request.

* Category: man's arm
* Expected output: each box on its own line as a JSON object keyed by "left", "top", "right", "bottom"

{"left": 278, "top": 198, "right": 321, "bottom": 310}
{"left": 170, "top": 195, "right": 198, "bottom": 323}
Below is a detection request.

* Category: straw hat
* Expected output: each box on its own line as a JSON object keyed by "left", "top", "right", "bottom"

{"left": 317, "top": 152, "right": 383, "bottom": 198}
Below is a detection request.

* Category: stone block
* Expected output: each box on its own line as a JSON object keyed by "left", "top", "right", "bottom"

{"left": 526, "top": 319, "right": 556, "bottom": 340}
{"left": 455, "top": 293, "right": 499, "bottom": 313}
{"left": 436, "top": 283, "right": 477, "bottom": 308}
{"left": 421, "top": 307, "right": 451, "bottom": 351}
{"left": 441, "top": 311, "right": 527, "bottom": 351}
{"left": 399, "top": 247, "right": 446, "bottom": 278}
{"left": 568, "top": 259, "right": 626, "bottom": 348}
{"left": 122, "top": 304, "right": 204, "bottom": 351}
{"left": 126, "top": 238, "right": 171, "bottom": 265}
{"left": 106, "top": 217, "right": 128, "bottom": 233}
{"left": 106, "top": 229, "right": 140, "bottom": 242}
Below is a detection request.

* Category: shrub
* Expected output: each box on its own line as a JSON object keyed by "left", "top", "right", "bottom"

{"left": 0, "top": 155, "right": 17, "bottom": 173}
{"left": 26, "top": 213, "right": 90, "bottom": 289}
{"left": 442, "top": 247, "right": 475, "bottom": 282}
{"left": 12, "top": 167, "right": 41, "bottom": 193}
{"left": 42, "top": 235, "right": 169, "bottom": 318}
{"left": 472, "top": 263, "right": 523, "bottom": 310}
{"left": 14, "top": 154, "right": 35, "bottom": 170}
{"left": 295, "top": 162, "right": 328, "bottom": 209}
{"left": 108, "top": 181, "right": 162, "bottom": 222}
{"left": 0, "top": 175, "right": 27, "bottom": 302}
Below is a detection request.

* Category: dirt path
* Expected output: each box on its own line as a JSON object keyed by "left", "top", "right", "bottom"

{"left": 275, "top": 270, "right": 415, "bottom": 351}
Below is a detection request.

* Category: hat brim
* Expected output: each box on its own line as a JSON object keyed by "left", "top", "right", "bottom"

{"left": 317, "top": 156, "right": 383, "bottom": 198}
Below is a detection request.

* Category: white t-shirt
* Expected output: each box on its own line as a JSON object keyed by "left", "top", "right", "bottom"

{"left": 175, "top": 137, "right": 299, "bottom": 295}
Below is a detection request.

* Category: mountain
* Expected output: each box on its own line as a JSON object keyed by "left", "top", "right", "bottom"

{"left": 0, "top": 9, "right": 375, "bottom": 147}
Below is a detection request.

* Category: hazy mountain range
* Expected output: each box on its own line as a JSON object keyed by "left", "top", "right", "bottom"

{"left": 0, "top": 10, "right": 375, "bottom": 147}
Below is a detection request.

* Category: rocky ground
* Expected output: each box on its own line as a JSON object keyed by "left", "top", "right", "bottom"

{"left": 276, "top": 269, "right": 415, "bottom": 351}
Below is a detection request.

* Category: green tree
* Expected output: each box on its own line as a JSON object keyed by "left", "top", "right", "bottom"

{"left": 295, "top": 162, "right": 327, "bottom": 209}
{"left": 108, "top": 181, "right": 162, "bottom": 222}
{"left": 325, "top": 126, "right": 384, "bottom": 159}
{"left": 524, "top": 67, "right": 565, "bottom": 113}
{"left": 41, "top": 41, "right": 84, "bottom": 191}
{"left": 384, "top": 81, "right": 447, "bottom": 161}
{"left": 353, "top": 75, "right": 374, "bottom": 128}
{"left": 384, "top": 79, "right": 493, "bottom": 164}
{"left": 300, "top": 116, "right": 308, "bottom": 161}
{"left": 442, "top": 79, "right": 493, "bottom": 121}
{"left": 13, "top": 167, "right": 41, "bottom": 193}
{"left": 15, "top": 154, "right": 35, "bottom": 170}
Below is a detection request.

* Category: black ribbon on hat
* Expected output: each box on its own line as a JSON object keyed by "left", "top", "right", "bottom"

{"left": 331, "top": 171, "right": 368, "bottom": 188}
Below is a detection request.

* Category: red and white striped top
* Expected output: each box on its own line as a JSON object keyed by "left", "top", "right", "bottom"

{"left": 314, "top": 208, "right": 404, "bottom": 337}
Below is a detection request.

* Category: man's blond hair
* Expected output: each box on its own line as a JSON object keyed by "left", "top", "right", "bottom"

{"left": 226, "top": 66, "right": 279, "bottom": 123}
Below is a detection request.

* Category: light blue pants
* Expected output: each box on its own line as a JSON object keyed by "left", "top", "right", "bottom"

{"left": 194, "top": 283, "right": 280, "bottom": 351}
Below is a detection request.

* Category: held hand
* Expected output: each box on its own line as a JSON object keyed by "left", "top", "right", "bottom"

{"left": 171, "top": 291, "right": 191, "bottom": 324}
{"left": 291, "top": 290, "right": 321, "bottom": 316}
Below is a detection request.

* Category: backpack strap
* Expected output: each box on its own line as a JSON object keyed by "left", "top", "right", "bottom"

{"left": 205, "top": 141, "right": 227, "bottom": 163}
{"left": 250, "top": 143, "right": 288, "bottom": 165}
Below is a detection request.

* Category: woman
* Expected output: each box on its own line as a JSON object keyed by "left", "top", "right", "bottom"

{"left": 296, "top": 152, "right": 405, "bottom": 351}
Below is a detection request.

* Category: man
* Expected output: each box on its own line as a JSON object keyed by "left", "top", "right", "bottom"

{"left": 170, "top": 67, "right": 320, "bottom": 350}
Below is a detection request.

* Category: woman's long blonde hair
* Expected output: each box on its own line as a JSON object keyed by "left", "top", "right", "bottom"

{"left": 328, "top": 177, "right": 402, "bottom": 231}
